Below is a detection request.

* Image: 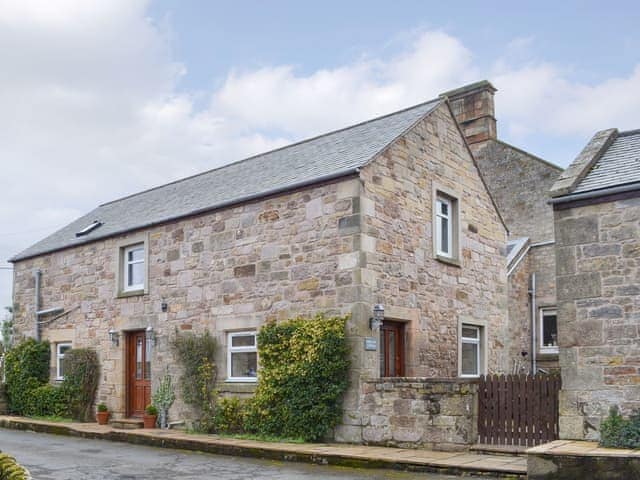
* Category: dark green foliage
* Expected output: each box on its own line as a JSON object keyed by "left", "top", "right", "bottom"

{"left": 245, "top": 314, "right": 350, "bottom": 441}
{"left": 4, "top": 340, "right": 99, "bottom": 421}
{"left": 4, "top": 339, "right": 51, "bottom": 414}
{"left": 0, "top": 452, "right": 30, "bottom": 480}
{"left": 96, "top": 403, "right": 107, "bottom": 412}
{"left": 600, "top": 406, "right": 640, "bottom": 449}
{"left": 172, "top": 330, "right": 217, "bottom": 432}
{"left": 61, "top": 349, "right": 99, "bottom": 421}
{"left": 145, "top": 404, "right": 158, "bottom": 416}
{"left": 214, "top": 397, "right": 248, "bottom": 434}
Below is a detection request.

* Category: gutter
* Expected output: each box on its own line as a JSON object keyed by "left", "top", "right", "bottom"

{"left": 11, "top": 168, "right": 361, "bottom": 263}
{"left": 549, "top": 182, "right": 640, "bottom": 205}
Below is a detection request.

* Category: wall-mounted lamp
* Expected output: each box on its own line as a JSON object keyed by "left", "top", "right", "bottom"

{"left": 145, "top": 325, "right": 157, "bottom": 347}
{"left": 369, "top": 304, "right": 385, "bottom": 330}
{"left": 161, "top": 301, "right": 168, "bottom": 313}
{"left": 108, "top": 328, "right": 120, "bottom": 347}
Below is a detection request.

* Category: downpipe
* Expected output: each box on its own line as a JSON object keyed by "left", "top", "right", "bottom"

{"left": 34, "top": 269, "right": 41, "bottom": 341}
{"left": 528, "top": 272, "right": 537, "bottom": 375}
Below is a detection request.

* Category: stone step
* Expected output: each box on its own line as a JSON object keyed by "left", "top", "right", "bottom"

{"left": 470, "top": 443, "right": 527, "bottom": 456}
{"left": 109, "top": 418, "right": 144, "bottom": 430}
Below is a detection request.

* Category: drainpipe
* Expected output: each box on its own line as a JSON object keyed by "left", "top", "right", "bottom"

{"left": 528, "top": 272, "right": 537, "bottom": 375}
{"left": 34, "top": 269, "right": 41, "bottom": 341}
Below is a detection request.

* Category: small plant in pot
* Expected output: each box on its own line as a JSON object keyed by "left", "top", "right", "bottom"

{"left": 96, "top": 403, "right": 109, "bottom": 425}
{"left": 143, "top": 404, "right": 158, "bottom": 428}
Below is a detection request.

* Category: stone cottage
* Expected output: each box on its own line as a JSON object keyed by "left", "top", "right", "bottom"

{"left": 9, "top": 81, "right": 557, "bottom": 449}
{"left": 443, "top": 82, "right": 562, "bottom": 374}
{"left": 549, "top": 128, "right": 640, "bottom": 440}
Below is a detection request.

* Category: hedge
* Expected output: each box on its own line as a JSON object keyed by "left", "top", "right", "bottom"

{"left": 600, "top": 406, "right": 640, "bottom": 449}
{"left": 4, "top": 340, "right": 99, "bottom": 420}
{"left": 244, "top": 314, "right": 350, "bottom": 441}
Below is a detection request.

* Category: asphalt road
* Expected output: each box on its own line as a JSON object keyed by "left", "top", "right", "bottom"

{"left": 0, "top": 428, "right": 493, "bottom": 480}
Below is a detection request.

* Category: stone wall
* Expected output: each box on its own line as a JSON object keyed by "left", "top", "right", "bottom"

{"left": 507, "top": 250, "right": 531, "bottom": 373}
{"left": 555, "top": 196, "right": 640, "bottom": 439}
{"left": 12, "top": 176, "right": 366, "bottom": 423}
{"left": 360, "top": 378, "right": 477, "bottom": 451}
{"left": 358, "top": 102, "right": 508, "bottom": 379}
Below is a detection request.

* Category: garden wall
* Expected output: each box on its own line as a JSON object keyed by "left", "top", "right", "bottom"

{"left": 359, "top": 378, "right": 478, "bottom": 451}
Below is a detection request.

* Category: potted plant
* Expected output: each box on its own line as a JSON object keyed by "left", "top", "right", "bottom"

{"left": 96, "top": 403, "right": 109, "bottom": 425}
{"left": 143, "top": 404, "right": 158, "bottom": 428}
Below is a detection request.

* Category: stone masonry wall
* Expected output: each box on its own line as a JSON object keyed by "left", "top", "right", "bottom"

{"left": 358, "top": 102, "right": 508, "bottom": 379}
{"left": 360, "top": 378, "right": 477, "bottom": 451}
{"left": 12, "top": 176, "right": 367, "bottom": 423}
{"left": 507, "top": 251, "right": 531, "bottom": 373}
{"left": 555, "top": 196, "right": 640, "bottom": 439}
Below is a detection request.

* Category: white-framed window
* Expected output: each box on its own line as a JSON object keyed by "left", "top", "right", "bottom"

{"left": 433, "top": 188, "right": 459, "bottom": 263}
{"left": 227, "top": 331, "right": 258, "bottom": 382}
{"left": 56, "top": 342, "right": 72, "bottom": 380}
{"left": 460, "top": 324, "right": 484, "bottom": 377}
{"left": 123, "top": 244, "right": 145, "bottom": 292}
{"left": 540, "top": 308, "right": 558, "bottom": 354}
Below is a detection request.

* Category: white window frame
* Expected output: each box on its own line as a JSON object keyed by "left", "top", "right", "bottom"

{"left": 123, "top": 244, "right": 145, "bottom": 292}
{"left": 435, "top": 196, "right": 453, "bottom": 258}
{"left": 56, "top": 342, "right": 72, "bottom": 381}
{"left": 227, "top": 331, "right": 258, "bottom": 382}
{"left": 460, "top": 325, "right": 481, "bottom": 378}
{"left": 539, "top": 308, "right": 559, "bottom": 354}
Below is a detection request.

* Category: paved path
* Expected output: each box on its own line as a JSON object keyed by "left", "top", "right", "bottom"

{"left": 1, "top": 429, "right": 492, "bottom": 479}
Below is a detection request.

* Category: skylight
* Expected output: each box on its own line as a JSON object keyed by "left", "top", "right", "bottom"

{"left": 75, "top": 220, "right": 102, "bottom": 237}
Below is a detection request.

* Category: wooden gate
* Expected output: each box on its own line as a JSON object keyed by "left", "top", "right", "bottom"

{"left": 477, "top": 374, "right": 561, "bottom": 447}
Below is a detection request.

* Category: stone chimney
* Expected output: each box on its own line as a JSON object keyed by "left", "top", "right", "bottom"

{"left": 440, "top": 80, "right": 497, "bottom": 146}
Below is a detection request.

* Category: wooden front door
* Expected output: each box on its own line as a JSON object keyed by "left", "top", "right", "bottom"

{"left": 126, "top": 330, "right": 151, "bottom": 417}
{"left": 380, "top": 321, "right": 405, "bottom": 377}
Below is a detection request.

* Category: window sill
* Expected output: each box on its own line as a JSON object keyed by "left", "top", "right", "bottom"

{"left": 117, "top": 289, "right": 146, "bottom": 299}
{"left": 218, "top": 381, "right": 257, "bottom": 395}
{"left": 435, "top": 255, "right": 461, "bottom": 267}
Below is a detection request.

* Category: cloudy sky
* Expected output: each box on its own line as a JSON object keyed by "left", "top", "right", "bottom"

{"left": 1, "top": 0, "right": 640, "bottom": 309}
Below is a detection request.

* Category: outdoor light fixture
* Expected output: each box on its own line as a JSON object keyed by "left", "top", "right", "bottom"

{"left": 369, "top": 304, "right": 385, "bottom": 330}
{"left": 145, "top": 325, "right": 157, "bottom": 347}
{"left": 161, "top": 301, "right": 168, "bottom": 313}
{"left": 108, "top": 328, "right": 120, "bottom": 347}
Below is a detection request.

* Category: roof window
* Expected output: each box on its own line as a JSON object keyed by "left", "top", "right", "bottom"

{"left": 76, "top": 220, "right": 102, "bottom": 237}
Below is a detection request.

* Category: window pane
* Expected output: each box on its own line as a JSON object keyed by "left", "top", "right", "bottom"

{"left": 128, "top": 262, "right": 144, "bottom": 286}
{"left": 59, "top": 345, "right": 71, "bottom": 355}
{"left": 136, "top": 337, "right": 143, "bottom": 380}
{"left": 231, "top": 352, "right": 257, "bottom": 378}
{"left": 440, "top": 217, "right": 449, "bottom": 253}
{"left": 440, "top": 200, "right": 448, "bottom": 216}
{"left": 462, "top": 327, "right": 478, "bottom": 339}
{"left": 129, "top": 247, "right": 144, "bottom": 262}
{"left": 231, "top": 334, "right": 255, "bottom": 348}
{"left": 388, "top": 330, "right": 396, "bottom": 377}
{"left": 461, "top": 342, "right": 478, "bottom": 375}
{"left": 59, "top": 358, "right": 66, "bottom": 378}
{"left": 145, "top": 338, "right": 152, "bottom": 380}
{"left": 379, "top": 331, "right": 386, "bottom": 377}
{"left": 543, "top": 313, "right": 558, "bottom": 347}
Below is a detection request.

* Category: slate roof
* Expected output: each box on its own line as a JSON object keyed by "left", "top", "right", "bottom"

{"left": 12, "top": 98, "right": 442, "bottom": 261}
{"left": 573, "top": 129, "right": 640, "bottom": 194}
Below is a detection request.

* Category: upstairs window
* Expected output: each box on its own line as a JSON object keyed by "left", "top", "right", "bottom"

{"left": 227, "top": 331, "right": 258, "bottom": 382}
{"left": 123, "top": 244, "right": 145, "bottom": 292}
{"left": 435, "top": 196, "right": 453, "bottom": 257}
{"left": 540, "top": 308, "right": 558, "bottom": 354}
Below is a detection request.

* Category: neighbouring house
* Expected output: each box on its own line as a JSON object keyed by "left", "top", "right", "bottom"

{"left": 443, "top": 82, "right": 562, "bottom": 374}
{"left": 549, "top": 128, "right": 640, "bottom": 440}
{"left": 9, "top": 80, "right": 558, "bottom": 449}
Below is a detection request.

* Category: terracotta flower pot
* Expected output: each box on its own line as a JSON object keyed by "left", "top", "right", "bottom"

{"left": 143, "top": 414, "right": 157, "bottom": 429}
{"left": 96, "top": 411, "right": 110, "bottom": 425}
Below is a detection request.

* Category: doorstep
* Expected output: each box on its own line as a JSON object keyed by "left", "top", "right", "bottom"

{"left": 471, "top": 444, "right": 528, "bottom": 456}
{"left": 109, "top": 418, "right": 144, "bottom": 430}
{"left": 0, "top": 416, "right": 526, "bottom": 478}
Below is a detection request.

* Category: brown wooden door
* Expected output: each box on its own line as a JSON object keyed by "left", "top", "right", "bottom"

{"left": 380, "top": 321, "right": 405, "bottom": 377}
{"left": 127, "top": 330, "right": 151, "bottom": 417}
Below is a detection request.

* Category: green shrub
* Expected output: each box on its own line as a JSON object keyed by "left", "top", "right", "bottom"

{"left": 600, "top": 406, "right": 640, "bottom": 449}
{"left": 245, "top": 314, "right": 350, "bottom": 441}
{"left": 96, "top": 403, "right": 107, "bottom": 412}
{"left": 0, "top": 452, "right": 30, "bottom": 480}
{"left": 172, "top": 330, "right": 217, "bottom": 432}
{"left": 4, "top": 339, "right": 51, "bottom": 415}
{"left": 61, "top": 348, "right": 99, "bottom": 421}
{"left": 214, "top": 397, "right": 248, "bottom": 434}
{"left": 145, "top": 404, "right": 158, "bottom": 416}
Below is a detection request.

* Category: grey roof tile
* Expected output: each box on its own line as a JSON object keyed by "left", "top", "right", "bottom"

{"left": 12, "top": 99, "right": 442, "bottom": 261}
{"left": 573, "top": 130, "right": 640, "bottom": 194}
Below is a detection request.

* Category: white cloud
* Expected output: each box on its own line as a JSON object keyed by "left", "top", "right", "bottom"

{"left": 0, "top": 1, "right": 639, "bottom": 308}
